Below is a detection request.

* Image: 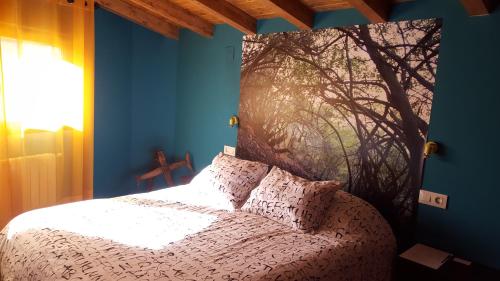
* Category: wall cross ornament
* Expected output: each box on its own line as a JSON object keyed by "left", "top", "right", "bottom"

{"left": 136, "top": 150, "right": 194, "bottom": 191}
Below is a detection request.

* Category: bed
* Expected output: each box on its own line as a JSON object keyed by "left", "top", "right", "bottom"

{"left": 0, "top": 161, "right": 396, "bottom": 281}
{"left": 0, "top": 187, "right": 395, "bottom": 280}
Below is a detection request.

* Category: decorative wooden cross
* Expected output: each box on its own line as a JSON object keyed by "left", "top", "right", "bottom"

{"left": 136, "top": 150, "right": 194, "bottom": 191}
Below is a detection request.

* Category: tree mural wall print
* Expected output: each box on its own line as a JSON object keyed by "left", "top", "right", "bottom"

{"left": 237, "top": 19, "right": 442, "bottom": 241}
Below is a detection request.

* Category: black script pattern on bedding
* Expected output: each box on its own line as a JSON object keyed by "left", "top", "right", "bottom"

{"left": 0, "top": 185, "right": 395, "bottom": 281}
{"left": 242, "top": 166, "right": 343, "bottom": 232}
{"left": 204, "top": 153, "right": 269, "bottom": 209}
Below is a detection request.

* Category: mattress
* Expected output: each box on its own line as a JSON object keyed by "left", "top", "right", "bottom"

{"left": 0, "top": 184, "right": 396, "bottom": 281}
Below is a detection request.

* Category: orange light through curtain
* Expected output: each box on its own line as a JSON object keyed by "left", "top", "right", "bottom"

{"left": 0, "top": 0, "right": 94, "bottom": 228}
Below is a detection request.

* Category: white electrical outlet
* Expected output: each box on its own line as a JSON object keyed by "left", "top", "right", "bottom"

{"left": 224, "top": 145, "right": 236, "bottom": 156}
{"left": 419, "top": 189, "right": 448, "bottom": 209}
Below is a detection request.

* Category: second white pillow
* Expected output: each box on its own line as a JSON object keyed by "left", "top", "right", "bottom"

{"left": 242, "top": 166, "right": 343, "bottom": 232}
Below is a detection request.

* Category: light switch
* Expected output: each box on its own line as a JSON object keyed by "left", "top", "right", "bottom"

{"left": 224, "top": 145, "right": 236, "bottom": 156}
{"left": 419, "top": 189, "right": 448, "bottom": 209}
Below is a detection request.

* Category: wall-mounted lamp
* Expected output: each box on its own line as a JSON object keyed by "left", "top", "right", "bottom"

{"left": 229, "top": 115, "right": 239, "bottom": 128}
{"left": 423, "top": 141, "right": 439, "bottom": 158}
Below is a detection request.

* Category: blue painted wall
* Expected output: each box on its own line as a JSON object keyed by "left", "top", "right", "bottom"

{"left": 94, "top": 9, "right": 178, "bottom": 196}
{"left": 94, "top": 9, "right": 132, "bottom": 198}
{"left": 174, "top": 25, "right": 241, "bottom": 171}
{"left": 130, "top": 25, "right": 179, "bottom": 186}
{"left": 174, "top": 0, "right": 500, "bottom": 269}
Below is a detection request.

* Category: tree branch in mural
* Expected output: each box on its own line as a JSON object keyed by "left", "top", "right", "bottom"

{"left": 237, "top": 19, "right": 442, "bottom": 234}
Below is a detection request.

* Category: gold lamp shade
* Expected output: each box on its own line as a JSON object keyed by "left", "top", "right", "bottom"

{"left": 424, "top": 141, "right": 438, "bottom": 158}
{"left": 229, "top": 115, "right": 239, "bottom": 127}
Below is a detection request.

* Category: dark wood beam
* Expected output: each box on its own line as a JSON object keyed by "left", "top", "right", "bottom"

{"left": 263, "top": 0, "right": 315, "bottom": 30}
{"left": 125, "top": 0, "right": 214, "bottom": 37}
{"left": 346, "top": 0, "right": 392, "bottom": 23}
{"left": 460, "top": 0, "right": 491, "bottom": 16}
{"left": 194, "top": 0, "right": 257, "bottom": 34}
{"left": 96, "top": 0, "right": 179, "bottom": 39}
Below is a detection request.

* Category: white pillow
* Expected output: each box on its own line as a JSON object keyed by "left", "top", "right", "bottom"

{"left": 242, "top": 166, "right": 342, "bottom": 232}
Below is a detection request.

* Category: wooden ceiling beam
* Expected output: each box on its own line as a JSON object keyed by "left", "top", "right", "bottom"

{"left": 346, "top": 0, "right": 392, "bottom": 23}
{"left": 96, "top": 0, "right": 179, "bottom": 40}
{"left": 193, "top": 0, "right": 257, "bottom": 34}
{"left": 460, "top": 0, "right": 491, "bottom": 16}
{"left": 125, "top": 0, "right": 214, "bottom": 37}
{"left": 263, "top": 0, "right": 315, "bottom": 30}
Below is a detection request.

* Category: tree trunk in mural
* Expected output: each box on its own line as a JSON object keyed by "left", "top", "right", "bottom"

{"left": 237, "top": 19, "right": 442, "bottom": 242}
